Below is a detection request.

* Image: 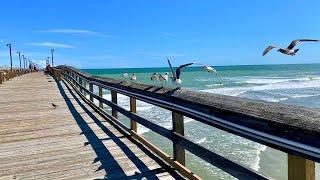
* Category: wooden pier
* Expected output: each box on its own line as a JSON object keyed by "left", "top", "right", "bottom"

{"left": 0, "top": 72, "right": 183, "bottom": 179}
{"left": 0, "top": 67, "right": 319, "bottom": 180}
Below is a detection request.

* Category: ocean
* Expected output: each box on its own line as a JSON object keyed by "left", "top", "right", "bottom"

{"left": 83, "top": 64, "right": 320, "bottom": 180}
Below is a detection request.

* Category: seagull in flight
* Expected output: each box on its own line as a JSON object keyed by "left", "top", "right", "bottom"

{"left": 262, "top": 39, "right": 319, "bottom": 56}
{"left": 167, "top": 58, "right": 194, "bottom": 86}
{"left": 202, "top": 65, "right": 217, "bottom": 74}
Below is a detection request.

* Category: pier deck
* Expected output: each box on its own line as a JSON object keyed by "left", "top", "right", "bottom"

{"left": 0, "top": 72, "right": 182, "bottom": 179}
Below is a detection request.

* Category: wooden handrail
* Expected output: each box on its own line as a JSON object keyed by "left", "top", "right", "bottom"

{"left": 57, "top": 66, "right": 319, "bottom": 180}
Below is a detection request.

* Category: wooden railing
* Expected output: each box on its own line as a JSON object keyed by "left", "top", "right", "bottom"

{"left": 56, "top": 66, "right": 319, "bottom": 180}
{"left": 0, "top": 68, "right": 29, "bottom": 84}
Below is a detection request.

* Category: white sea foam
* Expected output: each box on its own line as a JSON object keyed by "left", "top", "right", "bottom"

{"left": 195, "top": 137, "right": 207, "bottom": 144}
{"left": 185, "top": 117, "right": 195, "bottom": 124}
{"left": 203, "top": 77, "right": 320, "bottom": 102}
{"left": 205, "top": 83, "right": 224, "bottom": 88}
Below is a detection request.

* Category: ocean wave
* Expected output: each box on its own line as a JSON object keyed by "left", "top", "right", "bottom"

{"left": 205, "top": 83, "right": 224, "bottom": 88}
{"left": 236, "top": 76, "right": 320, "bottom": 85}
{"left": 203, "top": 77, "right": 320, "bottom": 100}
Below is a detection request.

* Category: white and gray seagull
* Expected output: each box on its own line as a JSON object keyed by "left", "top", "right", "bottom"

{"left": 130, "top": 73, "right": 137, "bottom": 82}
{"left": 122, "top": 72, "right": 128, "bottom": 80}
{"left": 150, "top": 73, "right": 159, "bottom": 85}
{"left": 167, "top": 58, "right": 194, "bottom": 87}
{"left": 263, "top": 39, "right": 319, "bottom": 56}
{"left": 159, "top": 72, "right": 169, "bottom": 87}
{"left": 202, "top": 65, "right": 217, "bottom": 74}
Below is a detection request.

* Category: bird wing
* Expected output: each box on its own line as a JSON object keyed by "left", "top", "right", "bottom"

{"left": 287, "top": 39, "right": 319, "bottom": 49}
{"left": 176, "top": 63, "right": 194, "bottom": 79}
{"left": 262, "top": 46, "right": 277, "bottom": 56}
{"left": 167, "top": 58, "right": 177, "bottom": 80}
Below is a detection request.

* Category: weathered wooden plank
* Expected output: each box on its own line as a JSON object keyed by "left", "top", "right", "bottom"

{"left": 111, "top": 90, "right": 118, "bottom": 118}
{"left": 172, "top": 111, "right": 185, "bottom": 165}
{"left": 130, "top": 97, "right": 137, "bottom": 132}
{"left": 0, "top": 72, "right": 182, "bottom": 180}
{"left": 288, "top": 154, "right": 315, "bottom": 180}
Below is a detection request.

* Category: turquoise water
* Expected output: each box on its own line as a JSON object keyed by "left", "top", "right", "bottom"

{"left": 83, "top": 64, "right": 320, "bottom": 180}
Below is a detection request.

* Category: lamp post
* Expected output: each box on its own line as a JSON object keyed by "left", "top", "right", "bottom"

{"left": 22, "top": 55, "right": 25, "bottom": 69}
{"left": 6, "top": 43, "right": 12, "bottom": 71}
{"left": 51, "top": 49, "right": 54, "bottom": 67}
{"left": 17, "top": 51, "right": 22, "bottom": 69}
{"left": 6, "top": 43, "right": 13, "bottom": 78}
{"left": 47, "top": 57, "right": 50, "bottom": 67}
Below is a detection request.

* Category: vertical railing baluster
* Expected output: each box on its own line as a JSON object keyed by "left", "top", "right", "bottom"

{"left": 288, "top": 154, "right": 315, "bottom": 180}
{"left": 130, "top": 97, "right": 137, "bottom": 132}
{"left": 89, "top": 83, "right": 93, "bottom": 102}
{"left": 83, "top": 79, "right": 87, "bottom": 97}
{"left": 79, "top": 77, "right": 83, "bottom": 94}
{"left": 172, "top": 111, "right": 185, "bottom": 165}
{"left": 99, "top": 87, "right": 103, "bottom": 109}
{"left": 111, "top": 90, "right": 118, "bottom": 118}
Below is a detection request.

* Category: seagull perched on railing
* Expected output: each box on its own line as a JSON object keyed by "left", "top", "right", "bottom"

{"left": 150, "top": 73, "right": 159, "bottom": 85}
{"left": 167, "top": 58, "right": 194, "bottom": 87}
{"left": 262, "top": 39, "right": 319, "bottom": 56}
{"left": 122, "top": 72, "right": 128, "bottom": 80}
{"left": 130, "top": 73, "right": 137, "bottom": 82}
{"left": 159, "top": 72, "right": 169, "bottom": 87}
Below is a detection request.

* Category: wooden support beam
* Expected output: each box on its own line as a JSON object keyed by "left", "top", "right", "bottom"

{"left": 99, "top": 87, "right": 103, "bottom": 109}
{"left": 172, "top": 111, "right": 185, "bottom": 166}
{"left": 130, "top": 97, "right": 137, "bottom": 132}
{"left": 89, "top": 83, "right": 94, "bottom": 102}
{"left": 288, "top": 154, "right": 315, "bottom": 180}
{"left": 111, "top": 90, "right": 118, "bottom": 118}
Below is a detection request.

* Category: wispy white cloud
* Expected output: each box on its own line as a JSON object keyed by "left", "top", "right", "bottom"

{"left": 137, "top": 51, "right": 186, "bottom": 58}
{"left": 26, "top": 42, "right": 75, "bottom": 48}
{"left": 39, "top": 29, "right": 117, "bottom": 38}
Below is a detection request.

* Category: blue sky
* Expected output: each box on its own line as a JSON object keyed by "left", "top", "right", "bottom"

{"left": 0, "top": 0, "right": 319, "bottom": 68}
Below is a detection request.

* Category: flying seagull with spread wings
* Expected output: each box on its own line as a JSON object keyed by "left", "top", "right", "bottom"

{"left": 262, "top": 39, "right": 319, "bottom": 56}
{"left": 167, "top": 58, "right": 194, "bottom": 86}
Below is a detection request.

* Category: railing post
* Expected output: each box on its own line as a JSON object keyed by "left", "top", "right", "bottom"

{"left": 288, "top": 154, "right": 315, "bottom": 180}
{"left": 0, "top": 71, "right": 3, "bottom": 84}
{"left": 83, "top": 80, "right": 87, "bottom": 97}
{"left": 99, "top": 87, "right": 103, "bottom": 109}
{"left": 54, "top": 69, "right": 62, "bottom": 81}
{"left": 172, "top": 111, "right": 185, "bottom": 165}
{"left": 79, "top": 77, "right": 83, "bottom": 94}
{"left": 130, "top": 97, "right": 137, "bottom": 132}
{"left": 111, "top": 90, "right": 118, "bottom": 118}
{"left": 89, "top": 83, "right": 94, "bottom": 102}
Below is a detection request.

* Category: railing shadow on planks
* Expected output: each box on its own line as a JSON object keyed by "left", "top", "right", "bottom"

{"left": 54, "top": 66, "right": 320, "bottom": 180}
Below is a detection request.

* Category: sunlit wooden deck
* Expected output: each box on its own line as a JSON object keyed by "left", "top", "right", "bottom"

{"left": 0, "top": 72, "right": 182, "bottom": 179}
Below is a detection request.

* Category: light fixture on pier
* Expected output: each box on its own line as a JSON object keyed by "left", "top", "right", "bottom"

{"left": 6, "top": 43, "right": 13, "bottom": 71}
{"left": 17, "top": 51, "right": 22, "bottom": 69}
{"left": 51, "top": 49, "right": 54, "bottom": 67}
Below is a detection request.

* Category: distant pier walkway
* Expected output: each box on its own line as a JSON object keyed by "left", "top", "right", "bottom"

{"left": 0, "top": 72, "right": 181, "bottom": 179}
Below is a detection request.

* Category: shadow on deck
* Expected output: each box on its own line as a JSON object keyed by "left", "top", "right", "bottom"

{"left": 56, "top": 79, "right": 183, "bottom": 179}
